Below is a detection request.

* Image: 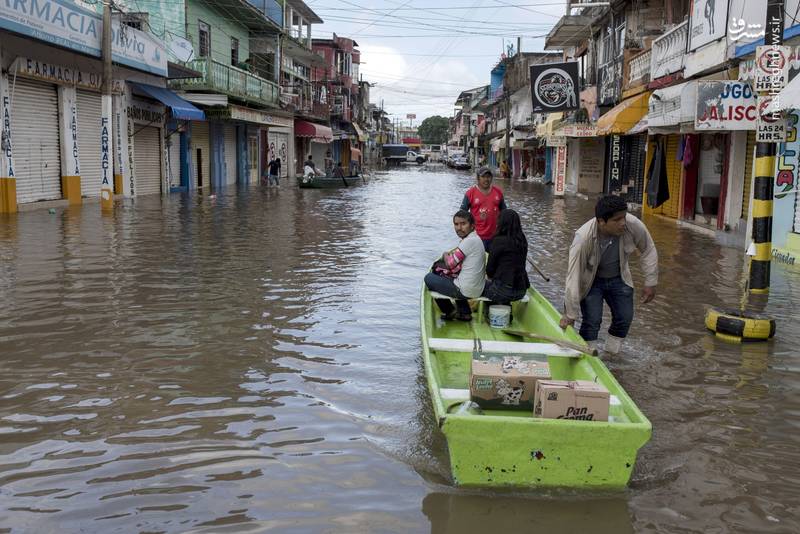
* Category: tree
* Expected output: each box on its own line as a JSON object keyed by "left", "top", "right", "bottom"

{"left": 417, "top": 115, "right": 450, "bottom": 145}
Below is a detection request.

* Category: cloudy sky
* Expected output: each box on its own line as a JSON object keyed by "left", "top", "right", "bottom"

{"left": 305, "top": 0, "right": 568, "bottom": 123}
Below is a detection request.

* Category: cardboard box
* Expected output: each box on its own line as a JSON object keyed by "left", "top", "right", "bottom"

{"left": 470, "top": 356, "right": 551, "bottom": 409}
{"left": 533, "top": 380, "right": 609, "bottom": 422}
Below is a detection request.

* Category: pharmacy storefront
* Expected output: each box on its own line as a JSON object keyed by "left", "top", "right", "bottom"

{"left": 0, "top": 0, "right": 167, "bottom": 212}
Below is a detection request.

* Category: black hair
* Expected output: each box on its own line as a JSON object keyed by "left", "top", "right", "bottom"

{"left": 307, "top": 154, "right": 313, "bottom": 159}
{"left": 595, "top": 195, "right": 628, "bottom": 222}
{"left": 495, "top": 209, "right": 527, "bottom": 252}
{"left": 453, "top": 209, "right": 475, "bottom": 225}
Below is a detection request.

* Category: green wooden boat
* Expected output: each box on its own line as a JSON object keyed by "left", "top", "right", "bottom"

{"left": 420, "top": 285, "right": 652, "bottom": 489}
{"left": 296, "top": 174, "right": 363, "bottom": 188}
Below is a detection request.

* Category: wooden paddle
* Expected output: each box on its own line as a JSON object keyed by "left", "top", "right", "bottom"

{"left": 502, "top": 328, "right": 598, "bottom": 356}
{"left": 526, "top": 257, "right": 550, "bottom": 282}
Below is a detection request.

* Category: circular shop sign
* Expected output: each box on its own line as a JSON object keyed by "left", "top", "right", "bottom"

{"left": 534, "top": 68, "right": 575, "bottom": 109}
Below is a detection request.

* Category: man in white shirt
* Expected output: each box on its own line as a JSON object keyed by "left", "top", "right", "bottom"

{"left": 424, "top": 210, "right": 487, "bottom": 321}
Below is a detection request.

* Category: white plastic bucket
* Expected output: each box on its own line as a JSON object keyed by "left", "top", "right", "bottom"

{"left": 488, "top": 305, "right": 511, "bottom": 329}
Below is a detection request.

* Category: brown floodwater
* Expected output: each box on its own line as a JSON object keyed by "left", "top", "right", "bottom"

{"left": 0, "top": 167, "right": 798, "bottom": 533}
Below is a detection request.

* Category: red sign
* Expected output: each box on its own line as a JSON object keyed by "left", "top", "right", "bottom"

{"left": 554, "top": 145, "right": 567, "bottom": 196}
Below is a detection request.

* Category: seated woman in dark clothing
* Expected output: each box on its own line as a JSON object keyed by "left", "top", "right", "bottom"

{"left": 482, "top": 209, "right": 530, "bottom": 305}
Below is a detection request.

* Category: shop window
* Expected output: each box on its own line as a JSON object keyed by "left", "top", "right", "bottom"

{"left": 198, "top": 21, "right": 210, "bottom": 58}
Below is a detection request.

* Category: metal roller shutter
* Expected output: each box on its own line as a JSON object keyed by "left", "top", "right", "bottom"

{"left": 11, "top": 79, "right": 62, "bottom": 203}
{"left": 268, "top": 131, "right": 289, "bottom": 178}
{"left": 742, "top": 131, "right": 756, "bottom": 220}
{"left": 133, "top": 126, "right": 162, "bottom": 196}
{"left": 166, "top": 132, "right": 181, "bottom": 189}
{"left": 223, "top": 123, "right": 237, "bottom": 185}
{"left": 623, "top": 135, "right": 646, "bottom": 205}
{"left": 192, "top": 122, "right": 210, "bottom": 189}
{"left": 76, "top": 90, "right": 103, "bottom": 198}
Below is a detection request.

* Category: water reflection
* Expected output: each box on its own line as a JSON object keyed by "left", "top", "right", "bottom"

{"left": 423, "top": 492, "right": 633, "bottom": 534}
{"left": 0, "top": 169, "right": 798, "bottom": 532}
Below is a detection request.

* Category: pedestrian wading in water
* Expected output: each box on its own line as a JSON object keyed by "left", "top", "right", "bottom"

{"left": 560, "top": 195, "right": 659, "bottom": 355}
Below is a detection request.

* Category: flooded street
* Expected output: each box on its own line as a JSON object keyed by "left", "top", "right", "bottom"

{"left": 1, "top": 167, "right": 799, "bottom": 533}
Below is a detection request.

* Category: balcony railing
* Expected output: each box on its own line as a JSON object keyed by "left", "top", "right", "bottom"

{"left": 651, "top": 21, "right": 688, "bottom": 80}
{"left": 245, "top": 0, "right": 284, "bottom": 29}
{"left": 625, "top": 48, "right": 651, "bottom": 90}
{"left": 171, "top": 57, "right": 279, "bottom": 108}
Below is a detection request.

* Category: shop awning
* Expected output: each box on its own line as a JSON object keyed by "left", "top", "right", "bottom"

{"left": 352, "top": 122, "right": 368, "bottom": 142}
{"left": 536, "top": 112, "right": 563, "bottom": 137}
{"left": 130, "top": 82, "right": 205, "bottom": 120}
{"left": 627, "top": 117, "right": 648, "bottom": 135}
{"left": 491, "top": 135, "right": 507, "bottom": 152}
{"left": 596, "top": 92, "right": 650, "bottom": 135}
{"left": 295, "top": 120, "right": 333, "bottom": 143}
{"left": 544, "top": 15, "right": 595, "bottom": 50}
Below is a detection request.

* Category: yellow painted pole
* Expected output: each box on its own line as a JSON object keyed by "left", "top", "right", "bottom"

{"left": 748, "top": 144, "right": 775, "bottom": 293}
{"left": 748, "top": 0, "right": 785, "bottom": 294}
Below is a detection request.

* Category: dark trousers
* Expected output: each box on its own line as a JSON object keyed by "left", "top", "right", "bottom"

{"left": 579, "top": 276, "right": 634, "bottom": 341}
{"left": 482, "top": 279, "right": 526, "bottom": 305}
{"left": 424, "top": 272, "right": 471, "bottom": 316}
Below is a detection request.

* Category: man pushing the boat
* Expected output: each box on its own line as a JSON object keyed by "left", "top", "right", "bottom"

{"left": 559, "top": 195, "right": 658, "bottom": 355}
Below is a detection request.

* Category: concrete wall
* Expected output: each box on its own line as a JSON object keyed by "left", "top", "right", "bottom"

{"left": 187, "top": 1, "right": 251, "bottom": 63}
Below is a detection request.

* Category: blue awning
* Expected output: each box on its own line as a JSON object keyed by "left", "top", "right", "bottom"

{"left": 129, "top": 83, "right": 205, "bottom": 121}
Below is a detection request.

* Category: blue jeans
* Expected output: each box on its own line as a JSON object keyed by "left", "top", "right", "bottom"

{"left": 269, "top": 173, "right": 279, "bottom": 186}
{"left": 579, "top": 276, "right": 634, "bottom": 341}
{"left": 424, "top": 272, "right": 471, "bottom": 316}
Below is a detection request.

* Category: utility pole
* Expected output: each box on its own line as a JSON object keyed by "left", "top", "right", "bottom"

{"left": 749, "top": 0, "right": 785, "bottom": 294}
{"left": 100, "top": 1, "right": 114, "bottom": 211}
{"left": 504, "top": 89, "right": 511, "bottom": 171}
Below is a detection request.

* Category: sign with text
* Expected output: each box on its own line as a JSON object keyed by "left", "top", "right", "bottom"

{"left": 547, "top": 136, "right": 566, "bottom": 147}
{"left": 11, "top": 58, "right": 123, "bottom": 93}
{"left": 406, "top": 113, "right": 416, "bottom": 119}
{"left": 776, "top": 111, "right": 799, "bottom": 197}
{"left": 695, "top": 81, "right": 757, "bottom": 130}
{"left": 597, "top": 59, "right": 622, "bottom": 106}
{"left": 530, "top": 62, "right": 579, "bottom": 113}
{"left": 757, "top": 97, "right": 786, "bottom": 142}
{"left": 606, "top": 135, "right": 624, "bottom": 193}
{"left": 555, "top": 123, "right": 597, "bottom": 137}
{"left": 0, "top": 0, "right": 167, "bottom": 76}
{"left": 554, "top": 145, "right": 567, "bottom": 196}
{"left": 688, "top": 0, "right": 728, "bottom": 51}
{"left": 756, "top": 45, "right": 790, "bottom": 91}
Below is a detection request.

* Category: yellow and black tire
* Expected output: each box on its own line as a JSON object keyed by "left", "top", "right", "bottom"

{"left": 705, "top": 308, "right": 776, "bottom": 342}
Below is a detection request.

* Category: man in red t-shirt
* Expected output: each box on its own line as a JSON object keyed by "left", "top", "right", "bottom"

{"left": 460, "top": 166, "right": 507, "bottom": 250}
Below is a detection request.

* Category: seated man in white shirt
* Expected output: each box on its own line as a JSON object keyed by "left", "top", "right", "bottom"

{"left": 424, "top": 210, "right": 487, "bottom": 321}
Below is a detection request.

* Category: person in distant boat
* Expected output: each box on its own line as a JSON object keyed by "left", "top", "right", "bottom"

{"left": 560, "top": 195, "right": 659, "bottom": 355}
{"left": 332, "top": 162, "right": 345, "bottom": 178}
{"left": 482, "top": 209, "right": 530, "bottom": 306}
{"left": 460, "top": 166, "right": 507, "bottom": 251}
{"left": 424, "top": 210, "right": 487, "bottom": 321}
{"left": 267, "top": 157, "right": 281, "bottom": 187}
{"left": 304, "top": 155, "right": 322, "bottom": 176}
{"left": 324, "top": 150, "right": 334, "bottom": 176}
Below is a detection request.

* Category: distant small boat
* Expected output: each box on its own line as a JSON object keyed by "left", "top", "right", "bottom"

{"left": 296, "top": 175, "right": 364, "bottom": 188}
